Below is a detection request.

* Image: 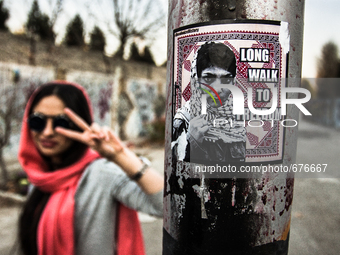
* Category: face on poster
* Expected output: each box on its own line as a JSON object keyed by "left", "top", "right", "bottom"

{"left": 172, "top": 20, "right": 290, "bottom": 165}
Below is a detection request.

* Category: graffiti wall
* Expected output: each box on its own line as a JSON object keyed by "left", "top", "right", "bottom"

{"left": 0, "top": 62, "right": 55, "bottom": 162}
{"left": 0, "top": 62, "right": 165, "bottom": 164}
{"left": 126, "top": 79, "right": 158, "bottom": 137}
{"left": 67, "top": 70, "right": 114, "bottom": 127}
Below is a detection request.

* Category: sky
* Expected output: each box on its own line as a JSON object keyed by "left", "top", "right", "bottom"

{"left": 302, "top": 0, "right": 340, "bottom": 78}
{"left": 3, "top": 0, "right": 340, "bottom": 76}
{"left": 3, "top": 0, "right": 168, "bottom": 65}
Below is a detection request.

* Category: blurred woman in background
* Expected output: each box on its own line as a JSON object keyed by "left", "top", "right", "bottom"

{"left": 18, "top": 81, "right": 163, "bottom": 255}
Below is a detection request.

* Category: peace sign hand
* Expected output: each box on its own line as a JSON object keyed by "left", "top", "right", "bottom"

{"left": 55, "top": 108, "right": 125, "bottom": 160}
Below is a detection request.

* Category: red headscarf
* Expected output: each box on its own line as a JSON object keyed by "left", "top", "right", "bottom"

{"left": 18, "top": 81, "right": 145, "bottom": 255}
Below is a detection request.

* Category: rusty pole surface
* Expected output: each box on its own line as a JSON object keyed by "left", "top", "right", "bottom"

{"left": 163, "top": 0, "right": 305, "bottom": 254}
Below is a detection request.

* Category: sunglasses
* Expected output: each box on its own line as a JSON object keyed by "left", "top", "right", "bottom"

{"left": 28, "top": 113, "right": 72, "bottom": 132}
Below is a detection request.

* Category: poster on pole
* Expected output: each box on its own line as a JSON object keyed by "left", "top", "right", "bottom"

{"left": 171, "top": 20, "right": 289, "bottom": 166}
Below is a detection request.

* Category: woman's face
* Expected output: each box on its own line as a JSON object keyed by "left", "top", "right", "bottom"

{"left": 30, "top": 95, "right": 74, "bottom": 164}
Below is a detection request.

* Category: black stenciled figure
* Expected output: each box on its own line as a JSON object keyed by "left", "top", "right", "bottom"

{"left": 172, "top": 42, "right": 246, "bottom": 165}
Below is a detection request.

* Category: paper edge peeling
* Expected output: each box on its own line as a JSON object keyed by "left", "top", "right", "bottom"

{"left": 279, "top": 21, "right": 290, "bottom": 55}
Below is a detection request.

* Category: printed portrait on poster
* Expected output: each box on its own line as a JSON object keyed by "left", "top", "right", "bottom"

{"left": 171, "top": 21, "right": 288, "bottom": 165}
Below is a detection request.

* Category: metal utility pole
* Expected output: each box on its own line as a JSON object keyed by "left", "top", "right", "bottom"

{"left": 163, "top": 0, "right": 305, "bottom": 254}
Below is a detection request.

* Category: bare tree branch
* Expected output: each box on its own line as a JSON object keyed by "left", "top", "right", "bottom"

{"left": 48, "top": 0, "right": 64, "bottom": 27}
{"left": 89, "top": 0, "right": 166, "bottom": 59}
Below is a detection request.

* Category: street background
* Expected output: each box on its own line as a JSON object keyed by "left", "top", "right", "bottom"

{"left": 1, "top": 0, "right": 340, "bottom": 254}
{"left": 1, "top": 116, "right": 340, "bottom": 255}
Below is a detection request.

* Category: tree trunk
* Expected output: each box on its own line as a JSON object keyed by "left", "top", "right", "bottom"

{"left": 0, "top": 149, "right": 8, "bottom": 189}
{"left": 29, "top": 35, "right": 36, "bottom": 66}
{"left": 102, "top": 53, "right": 112, "bottom": 73}
{"left": 116, "top": 35, "right": 128, "bottom": 59}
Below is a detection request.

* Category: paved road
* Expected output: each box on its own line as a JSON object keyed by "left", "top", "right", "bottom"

{"left": 288, "top": 118, "right": 340, "bottom": 255}
{"left": 1, "top": 117, "right": 339, "bottom": 254}
{"left": 141, "top": 117, "right": 340, "bottom": 255}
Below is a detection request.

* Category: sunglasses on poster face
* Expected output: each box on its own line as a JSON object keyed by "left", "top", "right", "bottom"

{"left": 28, "top": 113, "right": 72, "bottom": 132}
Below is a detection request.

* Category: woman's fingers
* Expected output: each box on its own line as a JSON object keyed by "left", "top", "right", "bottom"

{"left": 90, "top": 123, "right": 105, "bottom": 139}
{"left": 58, "top": 108, "right": 125, "bottom": 159}
{"left": 64, "top": 108, "right": 92, "bottom": 132}
{"left": 109, "top": 130, "right": 123, "bottom": 145}
{"left": 55, "top": 127, "right": 96, "bottom": 145}
{"left": 102, "top": 126, "right": 112, "bottom": 141}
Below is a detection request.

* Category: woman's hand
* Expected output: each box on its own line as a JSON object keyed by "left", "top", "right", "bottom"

{"left": 55, "top": 108, "right": 125, "bottom": 160}
{"left": 56, "top": 108, "right": 163, "bottom": 194}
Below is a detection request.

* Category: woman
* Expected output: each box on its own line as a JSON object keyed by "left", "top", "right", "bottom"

{"left": 18, "top": 81, "right": 163, "bottom": 255}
